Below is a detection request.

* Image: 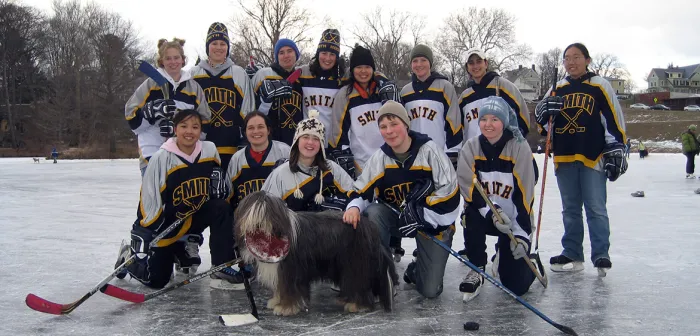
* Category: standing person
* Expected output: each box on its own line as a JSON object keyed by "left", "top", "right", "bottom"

{"left": 191, "top": 22, "right": 255, "bottom": 172}
{"left": 252, "top": 38, "right": 303, "bottom": 146}
{"left": 456, "top": 96, "right": 536, "bottom": 300}
{"left": 342, "top": 100, "right": 461, "bottom": 298}
{"left": 113, "top": 109, "right": 236, "bottom": 289}
{"left": 534, "top": 42, "right": 627, "bottom": 275}
{"left": 681, "top": 125, "right": 700, "bottom": 178}
{"left": 262, "top": 110, "right": 355, "bottom": 211}
{"left": 327, "top": 44, "right": 400, "bottom": 175}
{"left": 638, "top": 141, "right": 648, "bottom": 159}
{"left": 626, "top": 138, "right": 632, "bottom": 158}
{"left": 51, "top": 147, "right": 58, "bottom": 164}
{"left": 226, "top": 111, "right": 291, "bottom": 209}
{"left": 125, "top": 38, "right": 211, "bottom": 176}
{"left": 400, "top": 44, "right": 462, "bottom": 162}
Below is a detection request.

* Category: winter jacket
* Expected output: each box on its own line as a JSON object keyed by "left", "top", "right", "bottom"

{"left": 681, "top": 131, "right": 699, "bottom": 154}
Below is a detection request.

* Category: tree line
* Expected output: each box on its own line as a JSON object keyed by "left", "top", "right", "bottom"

{"left": 0, "top": 0, "right": 632, "bottom": 155}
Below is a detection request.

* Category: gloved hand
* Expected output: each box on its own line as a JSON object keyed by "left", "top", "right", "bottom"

{"left": 398, "top": 201, "right": 426, "bottom": 238}
{"left": 159, "top": 119, "right": 174, "bottom": 138}
{"left": 487, "top": 204, "right": 512, "bottom": 235}
{"left": 535, "top": 96, "right": 563, "bottom": 126}
{"left": 143, "top": 99, "right": 176, "bottom": 125}
{"left": 509, "top": 236, "right": 530, "bottom": 260}
{"left": 602, "top": 142, "right": 628, "bottom": 182}
{"left": 377, "top": 80, "right": 400, "bottom": 104}
{"left": 260, "top": 79, "right": 292, "bottom": 103}
{"left": 245, "top": 60, "right": 260, "bottom": 79}
{"left": 209, "top": 167, "right": 228, "bottom": 199}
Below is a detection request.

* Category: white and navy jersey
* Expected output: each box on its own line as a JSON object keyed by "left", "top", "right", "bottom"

{"left": 261, "top": 160, "right": 355, "bottom": 212}
{"left": 125, "top": 69, "right": 210, "bottom": 168}
{"left": 135, "top": 141, "right": 220, "bottom": 247}
{"left": 251, "top": 65, "right": 303, "bottom": 146}
{"left": 458, "top": 72, "right": 530, "bottom": 143}
{"left": 537, "top": 73, "right": 626, "bottom": 171}
{"left": 347, "top": 131, "right": 461, "bottom": 231}
{"left": 457, "top": 131, "right": 534, "bottom": 240}
{"left": 298, "top": 64, "right": 346, "bottom": 143}
{"left": 401, "top": 73, "right": 462, "bottom": 151}
{"left": 191, "top": 59, "right": 255, "bottom": 156}
{"left": 225, "top": 140, "right": 291, "bottom": 207}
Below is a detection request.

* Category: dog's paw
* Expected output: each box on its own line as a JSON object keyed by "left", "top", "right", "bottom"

{"left": 344, "top": 302, "right": 371, "bottom": 313}
{"left": 267, "top": 295, "right": 281, "bottom": 309}
{"left": 273, "top": 303, "right": 301, "bottom": 316}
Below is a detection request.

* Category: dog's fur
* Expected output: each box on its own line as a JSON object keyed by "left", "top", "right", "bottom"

{"left": 32, "top": 158, "right": 40, "bottom": 163}
{"left": 234, "top": 191, "right": 398, "bottom": 316}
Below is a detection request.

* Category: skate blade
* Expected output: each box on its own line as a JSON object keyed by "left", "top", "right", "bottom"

{"left": 210, "top": 279, "right": 245, "bottom": 291}
{"left": 550, "top": 262, "right": 584, "bottom": 272}
{"left": 461, "top": 289, "right": 481, "bottom": 303}
{"left": 393, "top": 254, "right": 402, "bottom": 263}
{"left": 219, "top": 313, "right": 258, "bottom": 326}
{"left": 597, "top": 268, "right": 609, "bottom": 277}
{"left": 175, "top": 265, "right": 199, "bottom": 275}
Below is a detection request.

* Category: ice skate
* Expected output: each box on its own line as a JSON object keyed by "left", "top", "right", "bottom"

{"left": 695, "top": 188, "right": 700, "bottom": 194}
{"left": 489, "top": 253, "right": 500, "bottom": 279}
{"left": 114, "top": 240, "right": 130, "bottom": 279}
{"left": 630, "top": 190, "right": 645, "bottom": 197}
{"left": 403, "top": 260, "right": 416, "bottom": 285}
{"left": 550, "top": 255, "right": 584, "bottom": 272}
{"left": 392, "top": 246, "right": 405, "bottom": 263}
{"left": 210, "top": 264, "right": 253, "bottom": 290}
{"left": 173, "top": 235, "right": 201, "bottom": 275}
{"left": 594, "top": 258, "right": 612, "bottom": 277}
{"left": 686, "top": 174, "right": 696, "bottom": 179}
{"left": 457, "top": 248, "right": 468, "bottom": 259}
{"left": 459, "top": 266, "right": 484, "bottom": 302}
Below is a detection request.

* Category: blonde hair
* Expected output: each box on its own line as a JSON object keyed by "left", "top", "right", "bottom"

{"left": 157, "top": 38, "right": 186, "bottom": 68}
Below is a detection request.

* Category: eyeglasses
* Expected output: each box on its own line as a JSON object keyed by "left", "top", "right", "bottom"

{"left": 563, "top": 56, "right": 584, "bottom": 63}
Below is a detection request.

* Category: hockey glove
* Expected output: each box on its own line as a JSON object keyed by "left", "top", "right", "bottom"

{"left": 143, "top": 99, "right": 177, "bottom": 125}
{"left": 602, "top": 142, "right": 628, "bottom": 182}
{"left": 209, "top": 167, "right": 228, "bottom": 200}
{"left": 309, "top": 196, "right": 349, "bottom": 212}
{"left": 398, "top": 179, "right": 435, "bottom": 238}
{"left": 535, "top": 96, "right": 563, "bottom": 126}
{"left": 377, "top": 80, "right": 400, "bottom": 104}
{"left": 327, "top": 148, "right": 355, "bottom": 179}
{"left": 245, "top": 62, "right": 260, "bottom": 79}
{"left": 510, "top": 236, "right": 530, "bottom": 260}
{"left": 159, "top": 119, "right": 174, "bottom": 138}
{"left": 130, "top": 225, "right": 156, "bottom": 259}
{"left": 260, "top": 79, "right": 292, "bottom": 103}
{"left": 487, "top": 204, "right": 512, "bottom": 235}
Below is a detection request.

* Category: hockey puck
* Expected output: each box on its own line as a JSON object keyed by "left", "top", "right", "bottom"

{"left": 463, "top": 321, "right": 479, "bottom": 331}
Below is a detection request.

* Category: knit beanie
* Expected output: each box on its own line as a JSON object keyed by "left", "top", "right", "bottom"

{"left": 205, "top": 22, "right": 230, "bottom": 57}
{"left": 349, "top": 44, "right": 375, "bottom": 71}
{"left": 410, "top": 44, "right": 433, "bottom": 67}
{"left": 291, "top": 110, "right": 326, "bottom": 204}
{"left": 377, "top": 100, "right": 410, "bottom": 127}
{"left": 479, "top": 96, "right": 525, "bottom": 142}
{"left": 317, "top": 29, "right": 340, "bottom": 56}
{"left": 274, "top": 38, "right": 300, "bottom": 64}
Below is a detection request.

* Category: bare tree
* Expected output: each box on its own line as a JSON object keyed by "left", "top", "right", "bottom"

{"left": 350, "top": 8, "right": 425, "bottom": 82}
{"left": 590, "top": 53, "right": 628, "bottom": 79}
{"left": 229, "top": 0, "right": 314, "bottom": 66}
{"left": 436, "top": 6, "right": 532, "bottom": 84}
{"left": 535, "top": 48, "right": 565, "bottom": 97}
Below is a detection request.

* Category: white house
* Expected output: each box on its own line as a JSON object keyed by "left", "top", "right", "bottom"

{"left": 503, "top": 65, "right": 539, "bottom": 101}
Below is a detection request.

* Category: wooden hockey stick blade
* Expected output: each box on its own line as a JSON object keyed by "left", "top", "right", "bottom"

{"left": 100, "top": 285, "right": 145, "bottom": 303}
{"left": 286, "top": 68, "right": 302, "bottom": 83}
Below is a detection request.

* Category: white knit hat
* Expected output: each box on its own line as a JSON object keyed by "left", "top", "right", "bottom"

{"left": 290, "top": 110, "right": 326, "bottom": 204}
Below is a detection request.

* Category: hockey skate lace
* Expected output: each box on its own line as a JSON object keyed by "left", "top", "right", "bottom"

{"left": 462, "top": 268, "right": 482, "bottom": 285}
{"left": 185, "top": 241, "right": 200, "bottom": 258}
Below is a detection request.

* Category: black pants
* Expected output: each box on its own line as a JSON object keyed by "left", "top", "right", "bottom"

{"left": 128, "top": 199, "right": 235, "bottom": 289}
{"left": 685, "top": 152, "right": 696, "bottom": 174}
{"left": 463, "top": 207, "right": 535, "bottom": 296}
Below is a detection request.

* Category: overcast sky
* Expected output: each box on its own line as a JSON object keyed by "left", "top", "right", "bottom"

{"left": 21, "top": 0, "right": 700, "bottom": 90}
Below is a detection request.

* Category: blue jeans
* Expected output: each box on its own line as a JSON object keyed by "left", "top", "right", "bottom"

{"left": 364, "top": 203, "right": 453, "bottom": 298}
{"left": 555, "top": 162, "right": 610, "bottom": 263}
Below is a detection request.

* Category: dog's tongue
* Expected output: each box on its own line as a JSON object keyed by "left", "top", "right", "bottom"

{"left": 245, "top": 230, "right": 290, "bottom": 263}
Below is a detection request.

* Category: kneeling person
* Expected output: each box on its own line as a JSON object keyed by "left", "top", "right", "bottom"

{"left": 343, "top": 101, "right": 461, "bottom": 299}
{"left": 456, "top": 96, "right": 536, "bottom": 300}
{"left": 114, "top": 109, "right": 235, "bottom": 289}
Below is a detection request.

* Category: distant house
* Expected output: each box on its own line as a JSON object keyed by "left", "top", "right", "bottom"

{"left": 503, "top": 65, "right": 539, "bottom": 101}
{"left": 647, "top": 64, "right": 700, "bottom": 94}
{"left": 604, "top": 77, "right": 626, "bottom": 94}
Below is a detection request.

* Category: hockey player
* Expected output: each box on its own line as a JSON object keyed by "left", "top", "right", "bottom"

{"left": 226, "top": 111, "right": 291, "bottom": 209}
{"left": 51, "top": 147, "right": 58, "bottom": 164}
{"left": 191, "top": 22, "right": 255, "bottom": 172}
{"left": 681, "top": 124, "right": 699, "bottom": 178}
{"left": 343, "top": 101, "right": 461, "bottom": 299}
{"left": 535, "top": 43, "right": 627, "bottom": 276}
{"left": 114, "top": 109, "right": 236, "bottom": 289}
{"left": 456, "top": 96, "right": 536, "bottom": 300}
{"left": 327, "top": 44, "right": 401, "bottom": 175}
{"left": 125, "top": 38, "right": 210, "bottom": 176}
{"left": 251, "top": 38, "right": 303, "bottom": 146}
{"left": 262, "top": 110, "right": 355, "bottom": 211}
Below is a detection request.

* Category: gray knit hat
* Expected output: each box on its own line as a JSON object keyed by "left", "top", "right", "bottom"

{"left": 479, "top": 96, "right": 524, "bottom": 142}
{"left": 377, "top": 100, "right": 410, "bottom": 127}
{"left": 410, "top": 44, "right": 433, "bottom": 67}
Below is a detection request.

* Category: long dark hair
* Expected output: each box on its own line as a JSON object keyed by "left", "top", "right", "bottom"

{"left": 289, "top": 137, "right": 329, "bottom": 173}
{"left": 243, "top": 111, "right": 272, "bottom": 142}
{"left": 564, "top": 42, "right": 591, "bottom": 72}
{"left": 309, "top": 54, "right": 346, "bottom": 80}
{"left": 173, "top": 109, "right": 202, "bottom": 126}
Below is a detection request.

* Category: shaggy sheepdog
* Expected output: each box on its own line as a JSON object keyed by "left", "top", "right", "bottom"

{"left": 234, "top": 191, "right": 398, "bottom": 316}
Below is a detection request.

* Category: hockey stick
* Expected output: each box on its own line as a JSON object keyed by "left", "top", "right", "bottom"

{"left": 417, "top": 231, "right": 578, "bottom": 335}
{"left": 25, "top": 217, "right": 186, "bottom": 315}
{"left": 531, "top": 68, "right": 559, "bottom": 279}
{"left": 138, "top": 60, "right": 169, "bottom": 99}
{"left": 100, "top": 257, "right": 242, "bottom": 303}
{"left": 236, "top": 248, "right": 259, "bottom": 320}
{"left": 472, "top": 176, "right": 547, "bottom": 288}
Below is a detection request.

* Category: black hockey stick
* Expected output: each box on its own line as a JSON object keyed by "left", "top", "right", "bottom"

{"left": 25, "top": 217, "right": 186, "bottom": 315}
{"left": 100, "top": 257, "right": 242, "bottom": 303}
{"left": 236, "top": 248, "right": 259, "bottom": 319}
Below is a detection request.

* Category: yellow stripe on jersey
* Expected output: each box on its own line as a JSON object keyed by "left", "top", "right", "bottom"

{"left": 426, "top": 184, "right": 459, "bottom": 206}
{"left": 282, "top": 175, "right": 315, "bottom": 200}
{"left": 126, "top": 87, "right": 162, "bottom": 120}
{"left": 217, "top": 147, "right": 238, "bottom": 155}
{"left": 499, "top": 154, "right": 532, "bottom": 214}
{"left": 156, "top": 216, "right": 192, "bottom": 247}
{"left": 554, "top": 153, "right": 602, "bottom": 169}
{"left": 587, "top": 82, "right": 627, "bottom": 142}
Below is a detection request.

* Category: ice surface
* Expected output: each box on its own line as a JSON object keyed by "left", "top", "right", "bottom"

{"left": 1, "top": 154, "right": 699, "bottom": 336}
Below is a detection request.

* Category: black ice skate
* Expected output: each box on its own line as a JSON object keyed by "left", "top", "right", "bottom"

{"left": 594, "top": 257, "right": 612, "bottom": 277}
